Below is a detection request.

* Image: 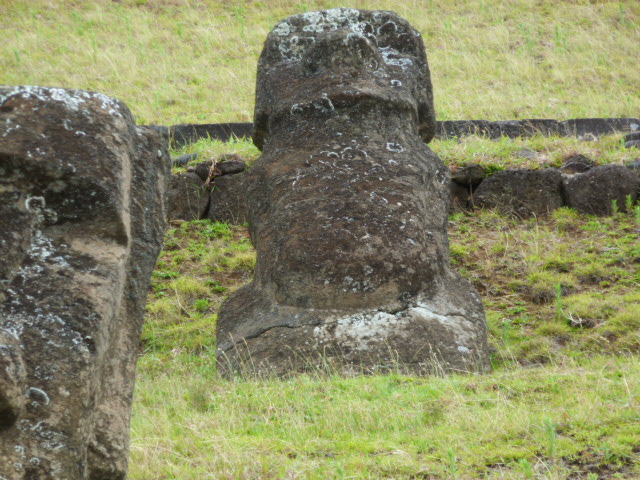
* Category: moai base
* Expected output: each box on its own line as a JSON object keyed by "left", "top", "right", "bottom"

{"left": 217, "top": 9, "right": 491, "bottom": 375}
{"left": 0, "top": 86, "right": 169, "bottom": 479}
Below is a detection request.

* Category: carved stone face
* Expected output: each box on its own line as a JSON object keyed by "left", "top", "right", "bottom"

{"left": 217, "top": 10, "right": 490, "bottom": 376}
{"left": 0, "top": 86, "right": 169, "bottom": 479}
{"left": 253, "top": 8, "right": 436, "bottom": 149}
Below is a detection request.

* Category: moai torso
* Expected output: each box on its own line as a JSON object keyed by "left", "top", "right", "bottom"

{"left": 217, "top": 9, "right": 490, "bottom": 375}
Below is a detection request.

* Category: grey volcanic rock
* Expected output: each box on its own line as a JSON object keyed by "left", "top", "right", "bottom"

{"left": 0, "top": 86, "right": 170, "bottom": 479}
{"left": 473, "top": 169, "right": 564, "bottom": 217}
{"left": 450, "top": 181, "right": 471, "bottom": 213}
{"left": 625, "top": 132, "right": 640, "bottom": 143}
{"left": 216, "top": 9, "right": 490, "bottom": 375}
{"left": 167, "top": 172, "right": 209, "bottom": 220}
{"left": 562, "top": 118, "right": 640, "bottom": 137}
{"left": 194, "top": 155, "right": 247, "bottom": 182}
{"left": 563, "top": 165, "right": 639, "bottom": 216}
{"left": 452, "top": 163, "right": 486, "bottom": 188}
{"left": 627, "top": 159, "right": 640, "bottom": 172}
{"left": 208, "top": 172, "right": 248, "bottom": 224}
{"left": 0, "top": 331, "right": 26, "bottom": 431}
{"left": 560, "top": 154, "right": 594, "bottom": 175}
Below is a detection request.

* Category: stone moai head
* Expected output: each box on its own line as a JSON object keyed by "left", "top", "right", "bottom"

{"left": 253, "top": 8, "right": 436, "bottom": 150}
{"left": 217, "top": 9, "right": 490, "bottom": 376}
{"left": 0, "top": 86, "right": 169, "bottom": 479}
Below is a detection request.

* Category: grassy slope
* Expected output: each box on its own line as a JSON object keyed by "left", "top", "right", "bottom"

{"left": 2, "top": 1, "right": 639, "bottom": 478}
{"left": 1, "top": 0, "right": 639, "bottom": 124}
{"left": 136, "top": 209, "right": 640, "bottom": 479}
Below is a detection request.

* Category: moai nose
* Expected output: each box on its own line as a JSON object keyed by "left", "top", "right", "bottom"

{"left": 302, "top": 30, "right": 383, "bottom": 76}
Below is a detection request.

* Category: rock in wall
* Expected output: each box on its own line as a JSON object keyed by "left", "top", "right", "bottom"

{"left": 0, "top": 86, "right": 170, "bottom": 479}
{"left": 216, "top": 9, "right": 490, "bottom": 375}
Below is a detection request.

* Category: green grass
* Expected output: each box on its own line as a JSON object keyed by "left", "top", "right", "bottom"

{"left": 172, "top": 133, "right": 639, "bottom": 174}
{"left": 143, "top": 220, "right": 254, "bottom": 356}
{"left": 2, "top": 1, "right": 639, "bottom": 124}
{"left": 3, "top": 1, "right": 640, "bottom": 477}
{"left": 172, "top": 137, "right": 261, "bottom": 171}
{"left": 135, "top": 206, "right": 640, "bottom": 478}
{"left": 131, "top": 354, "right": 640, "bottom": 479}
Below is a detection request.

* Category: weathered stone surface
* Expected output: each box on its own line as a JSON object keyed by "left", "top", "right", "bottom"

{"left": 625, "top": 132, "right": 640, "bottom": 143}
{"left": 217, "top": 8, "right": 490, "bottom": 375}
{"left": 561, "top": 118, "right": 640, "bottom": 137}
{"left": 563, "top": 165, "right": 639, "bottom": 216}
{"left": 451, "top": 163, "right": 486, "bottom": 188}
{"left": 167, "top": 172, "right": 209, "bottom": 220}
{"left": 0, "top": 86, "right": 170, "bottom": 479}
{"left": 207, "top": 172, "right": 248, "bottom": 224}
{"left": 435, "top": 119, "right": 564, "bottom": 139}
{"left": 627, "top": 159, "right": 640, "bottom": 172}
{"left": 436, "top": 120, "right": 491, "bottom": 139}
{"left": 0, "top": 331, "right": 26, "bottom": 431}
{"left": 488, "top": 120, "right": 521, "bottom": 138}
{"left": 217, "top": 155, "right": 247, "bottom": 175}
{"left": 519, "top": 119, "right": 564, "bottom": 136}
{"left": 194, "top": 161, "right": 217, "bottom": 182}
{"left": 449, "top": 181, "right": 471, "bottom": 213}
{"left": 473, "top": 169, "right": 564, "bottom": 217}
{"left": 560, "top": 154, "right": 594, "bottom": 175}
{"left": 194, "top": 155, "right": 247, "bottom": 182}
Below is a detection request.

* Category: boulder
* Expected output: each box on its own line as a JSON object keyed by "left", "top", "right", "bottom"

{"left": 207, "top": 172, "right": 248, "bottom": 224}
{"left": 451, "top": 163, "right": 486, "bottom": 189}
{"left": 560, "top": 154, "right": 593, "bottom": 175}
{"left": 450, "top": 181, "right": 471, "bottom": 213}
{"left": 563, "top": 165, "right": 639, "bottom": 215}
{"left": 0, "top": 86, "right": 169, "bottom": 479}
{"left": 473, "top": 169, "right": 564, "bottom": 217}
{"left": 194, "top": 161, "right": 217, "bottom": 182}
{"left": 167, "top": 172, "right": 209, "bottom": 220}
{"left": 217, "top": 8, "right": 490, "bottom": 375}
{"left": 217, "top": 155, "right": 247, "bottom": 175}
{"left": 627, "top": 159, "right": 640, "bottom": 172}
{"left": 194, "top": 155, "right": 247, "bottom": 182}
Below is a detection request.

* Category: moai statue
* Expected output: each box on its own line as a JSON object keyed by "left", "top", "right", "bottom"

{"left": 217, "top": 9, "right": 490, "bottom": 375}
{"left": 0, "top": 86, "right": 170, "bottom": 479}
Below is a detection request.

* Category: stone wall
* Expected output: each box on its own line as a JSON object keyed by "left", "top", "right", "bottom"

{"left": 162, "top": 117, "right": 640, "bottom": 149}
{"left": 170, "top": 158, "right": 640, "bottom": 223}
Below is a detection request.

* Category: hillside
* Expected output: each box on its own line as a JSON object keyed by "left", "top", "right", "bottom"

{"left": 2, "top": 1, "right": 639, "bottom": 478}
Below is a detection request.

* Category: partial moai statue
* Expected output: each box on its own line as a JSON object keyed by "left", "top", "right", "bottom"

{"left": 0, "top": 86, "right": 170, "bottom": 479}
{"left": 217, "top": 8, "right": 491, "bottom": 375}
